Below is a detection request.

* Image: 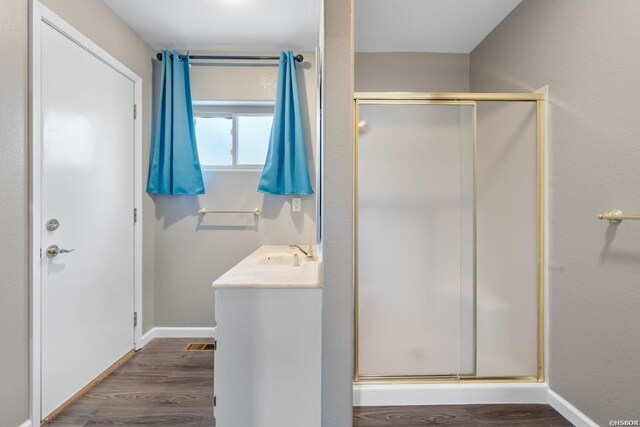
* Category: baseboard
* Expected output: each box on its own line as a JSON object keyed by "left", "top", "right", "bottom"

{"left": 140, "top": 326, "right": 216, "bottom": 348}
{"left": 140, "top": 328, "right": 156, "bottom": 348}
{"left": 548, "top": 389, "right": 598, "bottom": 427}
{"left": 19, "top": 421, "right": 32, "bottom": 427}
{"left": 353, "top": 383, "right": 549, "bottom": 406}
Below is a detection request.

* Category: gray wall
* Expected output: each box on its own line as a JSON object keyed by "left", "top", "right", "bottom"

{"left": 471, "top": 1, "right": 640, "bottom": 424}
{"left": 355, "top": 52, "right": 469, "bottom": 92}
{"left": 321, "top": 0, "right": 354, "bottom": 425}
{"left": 0, "top": 0, "right": 29, "bottom": 424}
{"left": 40, "top": 0, "right": 157, "bottom": 333}
{"left": 153, "top": 54, "right": 319, "bottom": 327}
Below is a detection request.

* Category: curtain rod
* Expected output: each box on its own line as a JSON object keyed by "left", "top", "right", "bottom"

{"left": 155, "top": 53, "right": 304, "bottom": 62}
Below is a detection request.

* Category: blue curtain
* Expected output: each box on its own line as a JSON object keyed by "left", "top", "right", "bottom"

{"left": 147, "top": 50, "right": 205, "bottom": 195}
{"left": 258, "top": 51, "right": 313, "bottom": 195}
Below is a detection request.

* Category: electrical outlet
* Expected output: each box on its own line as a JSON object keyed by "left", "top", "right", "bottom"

{"left": 292, "top": 197, "right": 301, "bottom": 212}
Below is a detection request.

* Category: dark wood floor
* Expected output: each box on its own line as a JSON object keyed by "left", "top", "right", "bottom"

{"left": 48, "top": 338, "right": 215, "bottom": 426}
{"left": 353, "top": 404, "right": 573, "bottom": 426}
{"left": 48, "top": 338, "right": 572, "bottom": 426}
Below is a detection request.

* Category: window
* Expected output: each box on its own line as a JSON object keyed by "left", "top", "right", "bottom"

{"left": 194, "top": 116, "right": 233, "bottom": 166}
{"left": 193, "top": 102, "right": 274, "bottom": 169}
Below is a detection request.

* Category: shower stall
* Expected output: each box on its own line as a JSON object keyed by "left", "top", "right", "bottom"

{"left": 354, "top": 92, "right": 545, "bottom": 384}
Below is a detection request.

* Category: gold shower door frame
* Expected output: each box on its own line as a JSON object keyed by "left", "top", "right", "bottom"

{"left": 353, "top": 92, "right": 546, "bottom": 384}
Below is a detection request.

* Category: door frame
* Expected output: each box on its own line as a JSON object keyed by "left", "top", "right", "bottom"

{"left": 30, "top": 3, "right": 143, "bottom": 423}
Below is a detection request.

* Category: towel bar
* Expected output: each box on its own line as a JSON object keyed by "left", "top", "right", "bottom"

{"left": 198, "top": 208, "right": 261, "bottom": 217}
{"left": 597, "top": 209, "right": 640, "bottom": 222}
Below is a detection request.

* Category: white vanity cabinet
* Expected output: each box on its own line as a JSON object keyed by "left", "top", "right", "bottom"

{"left": 213, "top": 288, "right": 321, "bottom": 427}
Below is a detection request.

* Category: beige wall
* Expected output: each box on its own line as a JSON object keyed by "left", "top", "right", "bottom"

{"left": 321, "top": 0, "right": 354, "bottom": 425}
{"left": 355, "top": 52, "right": 469, "bottom": 92}
{"left": 41, "top": 0, "right": 157, "bottom": 333}
{"left": 153, "top": 53, "right": 319, "bottom": 327}
{"left": 0, "top": 0, "right": 29, "bottom": 424}
{"left": 471, "top": 1, "right": 640, "bottom": 424}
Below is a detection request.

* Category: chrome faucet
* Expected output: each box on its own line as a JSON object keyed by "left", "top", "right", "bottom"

{"left": 290, "top": 244, "right": 314, "bottom": 260}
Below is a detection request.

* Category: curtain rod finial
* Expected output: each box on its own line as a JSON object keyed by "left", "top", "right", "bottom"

{"left": 294, "top": 54, "right": 304, "bottom": 62}
{"left": 156, "top": 52, "right": 163, "bottom": 60}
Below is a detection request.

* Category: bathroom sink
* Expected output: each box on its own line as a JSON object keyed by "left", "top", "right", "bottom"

{"left": 258, "top": 253, "right": 300, "bottom": 266}
{"left": 213, "top": 245, "right": 321, "bottom": 289}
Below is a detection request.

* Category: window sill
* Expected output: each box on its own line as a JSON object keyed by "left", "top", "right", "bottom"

{"left": 202, "top": 167, "right": 263, "bottom": 173}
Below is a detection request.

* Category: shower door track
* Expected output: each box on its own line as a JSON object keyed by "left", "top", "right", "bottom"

{"left": 353, "top": 92, "right": 546, "bottom": 385}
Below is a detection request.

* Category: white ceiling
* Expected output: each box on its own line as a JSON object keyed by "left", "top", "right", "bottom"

{"left": 356, "top": 0, "right": 522, "bottom": 53}
{"left": 102, "top": 0, "right": 321, "bottom": 52}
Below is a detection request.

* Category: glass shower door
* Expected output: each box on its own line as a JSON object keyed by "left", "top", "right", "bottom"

{"left": 356, "top": 102, "right": 475, "bottom": 379}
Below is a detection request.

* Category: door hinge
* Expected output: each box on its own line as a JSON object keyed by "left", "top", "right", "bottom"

{"left": 133, "top": 104, "right": 137, "bottom": 120}
{"left": 214, "top": 396, "right": 217, "bottom": 406}
{"left": 133, "top": 311, "right": 138, "bottom": 327}
{"left": 213, "top": 339, "right": 217, "bottom": 351}
{"left": 40, "top": 248, "right": 42, "bottom": 259}
{"left": 134, "top": 208, "right": 138, "bottom": 223}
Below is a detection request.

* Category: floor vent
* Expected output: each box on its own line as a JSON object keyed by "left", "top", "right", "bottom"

{"left": 184, "top": 343, "right": 215, "bottom": 352}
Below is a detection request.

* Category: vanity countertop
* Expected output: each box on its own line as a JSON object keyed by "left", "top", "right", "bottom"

{"left": 212, "top": 245, "right": 321, "bottom": 289}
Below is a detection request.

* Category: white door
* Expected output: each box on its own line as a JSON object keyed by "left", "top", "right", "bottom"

{"left": 41, "top": 22, "right": 135, "bottom": 418}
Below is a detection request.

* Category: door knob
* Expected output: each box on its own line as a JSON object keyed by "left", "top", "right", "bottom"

{"left": 46, "top": 245, "right": 75, "bottom": 259}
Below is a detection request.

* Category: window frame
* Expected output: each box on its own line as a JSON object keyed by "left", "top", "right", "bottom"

{"left": 192, "top": 102, "right": 274, "bottom": 171}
